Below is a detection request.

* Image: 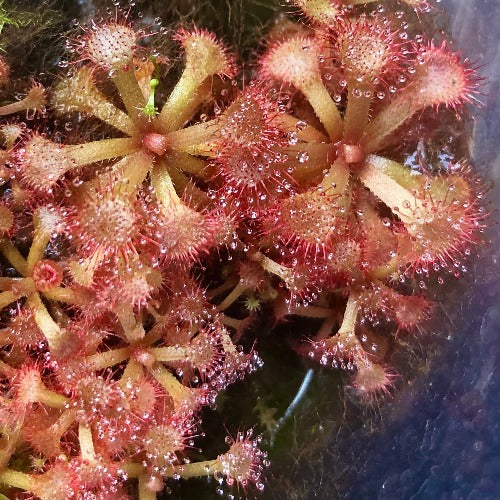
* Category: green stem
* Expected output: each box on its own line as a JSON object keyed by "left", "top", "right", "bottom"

{"left": 47, "top": 409, "right": 77, "bottom": 449}
{"left": 360, "top": 91, "right": 416, "bottom": 153}
{"left": 27, "top": 292, "right": 64, "bottom": 349}
{"left": 151, "top": 162, "right": 182, "bottom": 207}
{"left": 42, "top": 286, "right": 81, "bottom": 304}
{"left": 151, "top": 346, "right": 187, "bottom": 363}
{"left": 0, "top": 277, "right": 17, "bottom": 290}
{"left": 217, "top": 282, "right": 248, "bottom": 311}
{"left": 78, "top": 424, "right": 96, "bottom": 462}
{"left": 158, "top": 69, "right": 203, "bottom": 131}
{"left": 0, "top": 98, "right": 34, "bottom": 116}
{"left": 66, "top": 137, "right": 139, "bottom": 166}
{"left": 0, "top": 289, "right": 21, "bottom": 309}
{"left": 0, "top": 239, "right": 28, "bottom": 276}
{"left": 0, "top": 469, "right": 36, "bottom": 491}
{"left": 166, "top": 165, "right": 210, "bottom": 208}
{"left": 169, "top": 151, "right": 208, "bottom": 176}
{"left": 114, "top": 304, "right": 145, "bottom": 343}
{"left": 143, "top": 78, "right": 159, "bottom": 118}
{"left": 165, "top": 459, "right": 221, "bottom": 479}
{"left": 138, "top": 474, "right": 158, "bottom": 500}
{"left": 78, "top": 151, "right": 153, "bottom": 200}
{"left": 27, "top": 211, "right": 53, "bottom": 274}
{"left": 86, "top": 347, "right": 131, "bottom": 370}
{"left": 164, "top": 119, "right": 218, "bottom": 153}
{"left": 121, "top": 462, "right": 144, "bottom": 478}
{"left": 302, "top": 77, "right": 343, "bottom": 142}
{"left": 149, "top": 364, "right": 192, "bottom": 405}
{"left": 356, "top": 156, "right": 425, "bottom": 224}
{"left": 320, "top": 156, "right": 351, "bottom": 197}
{"left": 112, "top": 150, "right": 154, "bottom": 194}
{"left": 338, "top": 293, "right": 360, "bottom": 341}
{"left": 112, "top": 69, "right": 147, "bottom": 126}
{"left": 90, "top": 102, "right": 136, "bottom": 135}
{"left": 365, "top": 154, "right": 423, "bottom": 191}
{"left": 253, "top": 252, "right": 291, "bottom": 282}
{"left": 26, "top": 233, "right": 50, "bottom": 275}
{"left": 343, "top": 83, "right": 371, "bottom": 143}
{"left": 158, "top": 76, "right": 213, "bottom": 132}
{"left": 0, "top": 430, "right": 22, "bottom": 471}
{"left": 120, "top": 360, "right": 144, "bottom": 386}
{"left": 36, "top": 384, "right": 69, "bottom": 409}
{"left": 52, "top": 68, "right": 137, "bottom": 135}
{"left": 285, "top": 142, "right": 334, "bottom": 174}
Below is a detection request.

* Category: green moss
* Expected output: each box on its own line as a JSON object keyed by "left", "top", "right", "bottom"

{"left": 0, "top": 0, "right": 77, "bottom": 75}
{"left": 0, "top": 0, "right": 19, "bottom": 39}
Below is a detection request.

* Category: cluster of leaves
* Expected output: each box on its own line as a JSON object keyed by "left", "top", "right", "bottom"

{"left": 0, "top": 0, "right": 485, "bottom": 498}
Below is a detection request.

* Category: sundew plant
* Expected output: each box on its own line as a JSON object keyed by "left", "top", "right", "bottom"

{"left": 0, "top": 0, "right": 486, "bottom": 498}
